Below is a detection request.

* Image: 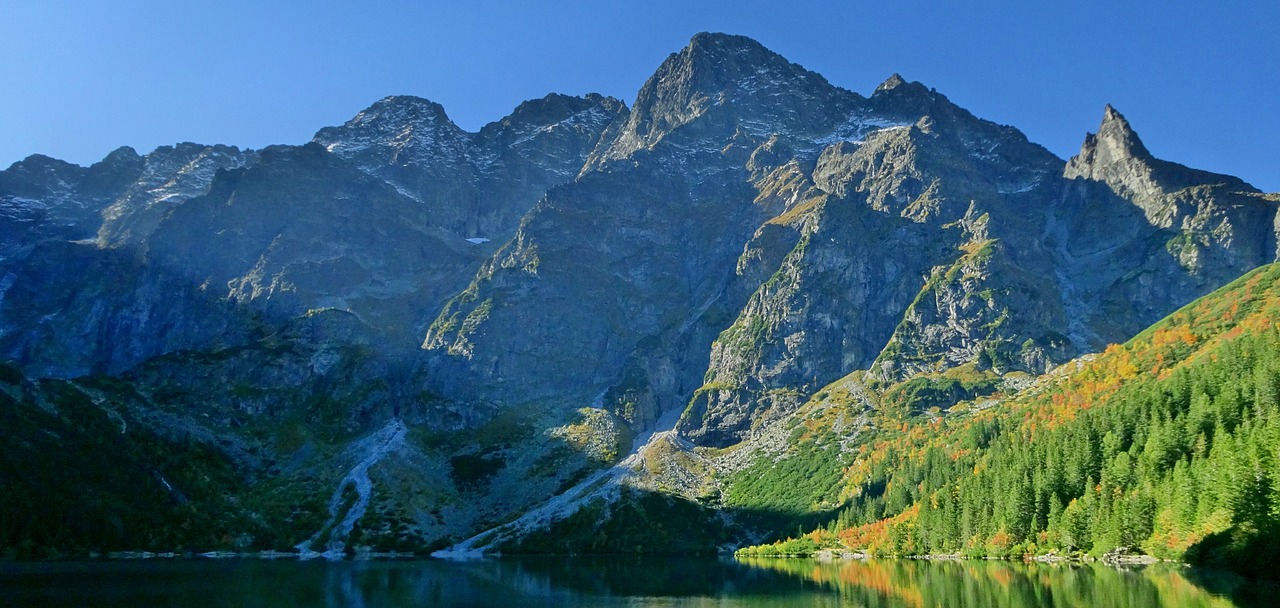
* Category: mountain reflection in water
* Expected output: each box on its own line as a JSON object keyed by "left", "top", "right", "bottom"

{"left": 0, "top": 556, "right": 1256, "bottom": 607}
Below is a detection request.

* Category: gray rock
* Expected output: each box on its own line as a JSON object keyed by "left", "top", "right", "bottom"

{"left": 2, "top": 31, "right": 1278, "bottom": 552}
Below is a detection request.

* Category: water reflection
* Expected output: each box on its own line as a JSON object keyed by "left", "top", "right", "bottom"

{"left": 0, "top": 558, "right": 833, "bottom": 607}
{"left": 740, "top": 557, "right": 1249, "bottom": 608}
{"left": 0, "top": 556, "right": 1253, "bottom": 607}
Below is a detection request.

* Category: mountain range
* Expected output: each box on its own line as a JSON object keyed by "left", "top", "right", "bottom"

{"left": 1, "top": 33, "right": 1276, "bottom": 561}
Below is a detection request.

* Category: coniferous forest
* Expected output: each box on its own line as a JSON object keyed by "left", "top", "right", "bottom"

{"left": 2, "top": 32, "right": 1278, "bottom": 596}
{"left": 740, "top": 264, "right": 1280, "bottom": 580}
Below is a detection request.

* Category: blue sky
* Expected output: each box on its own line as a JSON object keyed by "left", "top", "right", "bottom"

{"left": 2, "top": 0, "right": 1276, "bottom": 191}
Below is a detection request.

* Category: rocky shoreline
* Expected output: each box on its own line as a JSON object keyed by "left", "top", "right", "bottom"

{"left": 94, "top": 549, "right": 420, "bottom": 561}
{"left": 790, "top": 548, "right": 1172, "bottom": 567}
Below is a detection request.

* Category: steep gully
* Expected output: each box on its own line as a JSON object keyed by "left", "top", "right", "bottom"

{"left": 434, "top": 406, "right": 687, "bottom": 558}
{"left": 297, "top": 418, "right": 408, "bottom": 559}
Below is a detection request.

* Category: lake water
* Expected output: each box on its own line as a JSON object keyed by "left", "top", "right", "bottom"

{"left": 0, "top": 555, "right": 1260, "bottom": 607}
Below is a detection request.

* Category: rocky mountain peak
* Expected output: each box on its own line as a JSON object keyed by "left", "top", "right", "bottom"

{"left": 3, "top": 153, "right": 76, "bottom": 176}
{"left": 2, "top": 147, "right": 144, "bottom": 217}
{"left": 356, "top": 95, "right": 454, "bottom": 126}
{"left": 660, "top": 31, "right": 839, "bottom": 107}
{"left": 4, "top": 31, "right": 1280, "bottom": 559}
{"left": 684, "top": 31, "right": 770, "bottom": 59}
{"left": 95, "top": 143, "right": 253, "bottom": 247}
{"left": 312, "top": 95, "right": 468, "bottom": 168}
{"left": 1064, "top": 104, "right": 1150, "bottom": 183}
{"left": 590, "top": 32, "right": 857, "bottom": 165}
{"left": 867, "top": 73, "right": 951, "bottom": 121}
{"left": 98, "top": 146, "right": 143, "bottom": 167}
{"left": 480, "top": 92, "right": 624, "bottom": 141}
{"left": 1064, "top": 104, "right": 1253, "bottom": 200}
{"left": 875, "top": 73, "right": 908, "bottom": 93}
{"left": 1085, "top": 104, "right": 1152, "bottom": 166}
{"left": 502, "top": 93, "right": 621, "bottom": 124}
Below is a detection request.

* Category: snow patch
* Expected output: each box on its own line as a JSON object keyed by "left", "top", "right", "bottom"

{"left": 813, "top": 121, "right": 911, "bottom": 147}
{"left": 505, "top": 106, "right": 613, "bottom": 150}
{"left": 0, "top": 196, "right": 50, "bottom": 211}
{"left": 998, "top": 178, "right": 1042, "bottom": 194}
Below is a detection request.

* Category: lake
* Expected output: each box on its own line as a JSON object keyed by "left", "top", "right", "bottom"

{"left": 0, "top": 555, "right": 1261, "bottom": 607}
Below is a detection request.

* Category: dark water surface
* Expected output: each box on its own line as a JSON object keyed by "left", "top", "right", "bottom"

{"left": 0, "top": 555, "right": 1258, "bottom": 607}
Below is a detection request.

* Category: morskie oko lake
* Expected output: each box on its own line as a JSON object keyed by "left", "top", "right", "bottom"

{"left": 0, "top": 555, "right": 1266, "bottom": 607}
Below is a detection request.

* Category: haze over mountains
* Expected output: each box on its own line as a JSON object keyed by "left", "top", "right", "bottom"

{"left": 0, "top": 33, "right": 1275, "bottom": 558}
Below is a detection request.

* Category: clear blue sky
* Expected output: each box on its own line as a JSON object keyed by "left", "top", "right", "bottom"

{"left": 2, "top": 0, "right": 1276, "bottom": 191}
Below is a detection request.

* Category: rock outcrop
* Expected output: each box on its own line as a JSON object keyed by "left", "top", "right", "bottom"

{"left": 0, "top": 92, "right": 623, "bottom": 376}
{"left": 0, "top": 32, "right": 1276, "bottom": 553}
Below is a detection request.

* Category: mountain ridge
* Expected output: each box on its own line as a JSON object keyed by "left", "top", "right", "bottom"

{"left": 0, "top": 32, "right": 1276, "bottom": 562}
{"left": 734, "top": 261, "right": 1280, "bottom": 578}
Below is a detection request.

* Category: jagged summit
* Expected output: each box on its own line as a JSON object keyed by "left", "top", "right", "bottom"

{"left": 866, "top": 72, "right": 954, "bottom": 122}
{"left": 1077, "top": 104, "right": 1153, "bottom": 167}
{"left": 640, "top": 31, "right": 836, "bottom": 109}
{"left": 2, "top": 29, "right": 1279, "bottom": 561}
{"left": 502, "top": 92, "right": 620, "bottom": 119}
{"left": 333, "top": 95, "right": 460, "bottom": 138}
{"left": 684, "top": 31, "right": 782, "bottom": 64}
{"left": 98, "top": 146, "right": 143, "bottom": 166}
{"left": 312, "top": 95, "right": 468, "bottom": 166}
{"left": 875, "top": 73, "right": 908, "bottom": 93}
{"left": 2, "top": 153, "right": 77, "bottom": 176}
{"left": 870, "top": 73, "right": 934, "bottom": 101}
{"left": 688, "top": 31, "right": 757, "bottom": 47}
{"left": 480, "top": 92, "right": 625, "bottom": 137}
{"left": 670, "top": 31, "right": 840, "bottom": 98}
{"left": 1066, "top": 105, "right": 1254, "bottom": 196}
{"left": 588, "top": 32, "right": 860, "bottom": 164}
{"left": 1065, "top": 104, "right": 1156, "bottom": 183}
{"left": 362, "top": 95, "right": 454, "bottom": 121}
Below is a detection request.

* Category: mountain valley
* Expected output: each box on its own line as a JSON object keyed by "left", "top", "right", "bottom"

{"left": 1, "top": 33, "right": 1276, "bottom": 572}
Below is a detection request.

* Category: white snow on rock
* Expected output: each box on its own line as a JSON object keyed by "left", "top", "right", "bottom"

{"left": 812, "top": 119, "right": 912, "bottom": 148}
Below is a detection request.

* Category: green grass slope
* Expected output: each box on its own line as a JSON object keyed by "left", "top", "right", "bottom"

{"left": 742, "top": 264, "right": 1280, "bottom": 579}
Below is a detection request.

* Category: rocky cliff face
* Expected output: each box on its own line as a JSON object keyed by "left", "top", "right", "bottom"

{"left": 1055, "top": 105, "right": 1277, "bottom": 345}
{"left": 1, "top": 32, "right": 1276, "bottom": 555}
{"left": 315, "top": 93, "right": 625, "bottom": 242}
{"left": 422, "top": 34, "right": 885, "bottom": 427}
{"left": 97, "top": 143, "right": 257, "bottom": 247}
{"left": 0, "top": 240, "right": 257, "bottom": 378}
{"left": 421, "top": 35, "right": 1278, "bottom": 451}
{"left": 0, "top": 92, "right": 622, "bottom": 377}
{"left": 587, "top": 32, "right": 862, "bottom": 167}
{"left": 140, "top": 143, "right": 479, "bottom": 338}
{"left": 0, "top": 147, "right": 144, "bottom": 254}
{"left": 680, "top": 81, "right": 1075, "bottom": 445}
{"left": 677, "top": 87, "right": 1277, "bottom": 447}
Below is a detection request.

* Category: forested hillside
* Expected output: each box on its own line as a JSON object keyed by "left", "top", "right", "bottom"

{"left": 3, "top": 33, "right": 1277, "bottom": 564}
{"left": 741, "top": 263, "right": 1280, "bottom": 579}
